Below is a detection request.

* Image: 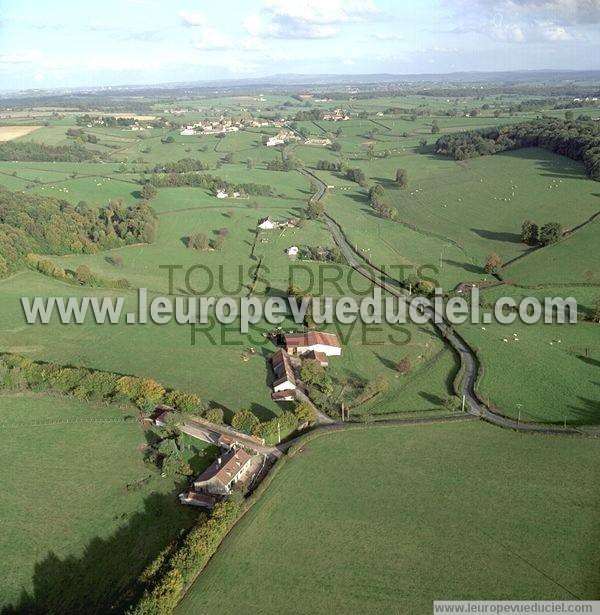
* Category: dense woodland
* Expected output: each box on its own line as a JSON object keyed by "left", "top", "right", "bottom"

{"left": 0, "top": 140, "right": 99, "bottom": 162}
{"left": 0, "top": 188, "right": 157, "bottom": 274}
{"left": 434, "top": 118, "right": 600, "bottom": 180}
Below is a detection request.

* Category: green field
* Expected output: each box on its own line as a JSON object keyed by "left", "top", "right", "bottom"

{"left": 0, "top": 392, "right": 197, "bottom": 613}
{"left": 459, "top": 318, "right": 600, "bottom": 425}
{"left": 177, "top": 421, "right": 600, "bottom": 614}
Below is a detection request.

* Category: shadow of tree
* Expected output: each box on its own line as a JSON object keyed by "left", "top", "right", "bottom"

{"left": 1, "top": 491, "right": 196, "bottom": 615}
{"left": 418, "top": 391, "right": 445, "bottom": 407}
{"left": 444, "top": 258, "right": 482, "bottom": 274}
{"left": 470, "top": 228, "right": 522, "bottom": 243}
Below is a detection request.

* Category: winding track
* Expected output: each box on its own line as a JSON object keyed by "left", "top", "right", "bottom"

{"left": 299, "top": 168, "right": 599, "bottom": 437}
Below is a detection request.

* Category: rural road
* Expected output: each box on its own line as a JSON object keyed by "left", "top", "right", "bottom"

{"left": 299, "top": 168, "right": 599, "bottom": 438}
{"left": 180, "top": 417, "right": 282, "bottom": 458}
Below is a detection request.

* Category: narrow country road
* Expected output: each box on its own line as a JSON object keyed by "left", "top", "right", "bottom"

{"left": 299, "top": 168, "right": 599, "bottom": 438}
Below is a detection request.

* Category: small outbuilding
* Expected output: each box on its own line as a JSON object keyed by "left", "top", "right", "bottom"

{"left": 284, "top": 331, "right": 342, "bottom": 357}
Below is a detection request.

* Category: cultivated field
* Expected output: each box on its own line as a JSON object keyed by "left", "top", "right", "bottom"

{"left": 0, "top": 125, "right": 41, "bottom": 141}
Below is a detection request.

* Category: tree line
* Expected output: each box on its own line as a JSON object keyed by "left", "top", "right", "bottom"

{"left": 146, "top": 171, "right": 274, "bottom": 196}
{"left": 434, "top": 118, "right": 600, "bottom": 181}
{"left": 0, "top": 140, "right": 99, "bottom": 162}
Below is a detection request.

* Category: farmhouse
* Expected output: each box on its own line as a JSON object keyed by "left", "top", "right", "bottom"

{"left": 257, "top": 216, "right": 298, "bottom": 230}
{"left": 267, "top": 130, "right": 300, "bottom": 146}
{"left": 266, "top": 136, "right": 285, "bottom": 147}
{"left": 304, "top": 138, "right": 332, "bottom": 146}
{"left": 284, "top": 331, "right": 342, "bottom": 357}
{"left": 193, "top": 448, "right": 253, "bottom": 496}
{"left": 271, "top": 349, "right": 297, "bottom": 392}
{"left": 287, "top": 246, "right": 299, "bottom": 257}
{"left": 257, "top": 216, "right": 277, "bottom": 230}
{"left": 323, "top": 108, "right": 350, "bottom": 121}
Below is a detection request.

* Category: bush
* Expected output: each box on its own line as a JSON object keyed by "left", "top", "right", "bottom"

{"left": 539, "top": 222, "right": 562, "bottom": 246}
{"left": 231, "top": 409, "right": 260, "bottom": 435}
{"left": 205, "top": 407, "right": 224, "bottom": 424}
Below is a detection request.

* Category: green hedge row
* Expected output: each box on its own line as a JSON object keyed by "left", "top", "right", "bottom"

{"left": 129, "top": 499, "right": 241, "bottom": 614}
{"left": 0, "top": 353, "right": 203, "bottom": 414}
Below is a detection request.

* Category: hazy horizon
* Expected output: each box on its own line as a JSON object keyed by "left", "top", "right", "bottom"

{"left": 1, "top": 0, "right": 599, "bottom": 91}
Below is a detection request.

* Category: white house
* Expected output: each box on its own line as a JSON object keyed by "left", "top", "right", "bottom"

{"left": 257, "top": 216, "right": 276, "bottom": 230}
{"left": 287, "top": 246, "right": 299, "bottom": 257}
{"left": 180, "top": 127, "right": 195, "bottom": 136}
{"left": 266, "top": 136, "right": 285, "bottom": 147}
{"left": 216, "top": 190, "right": 228, "bottom": 199}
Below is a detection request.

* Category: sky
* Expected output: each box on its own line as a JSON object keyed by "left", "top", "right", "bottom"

{"left": 0, "top": 0, "right": 599, "bottom": 91}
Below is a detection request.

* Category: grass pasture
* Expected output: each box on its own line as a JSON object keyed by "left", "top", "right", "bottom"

{"left": 459, "top": 318, "right": 600, "bottom": 425}
{"left": 176, "top": 422, "right": 600, "bottom": 614}
{"left": 0, "top": 392, "right": 196, "bottom": 613}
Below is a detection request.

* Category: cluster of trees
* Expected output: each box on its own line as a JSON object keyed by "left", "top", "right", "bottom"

{"left": 27, "top": 256, "right": 130, "bottom": 288}
{"left": 395, "top": 168, "right": 408, "bottom": 187}
{"left": 187, "top": 228, "right": 228, "bottom": 252}
{"left": 434, "top": 118, "right": 600, "bottom": 181}
{"left": 293, "top": 108, "right": 325, "bottom": 121}
{"left": 147, "top": 171, "right": 274, "bottom": 196}
{"left": 65, "top": 128, "right": 99, "bottom": 143}
{"left": 299, "top": 245, "right": 344, "bottom": 263}
{"left": 265, "top": 157, "right": 301, "bottom": 171}
{"left": 521, "top": 220, "right": 563, "bottom": 246}
{"left": 152, "top": 158, "right": 209, "bottom": 173}
{"left": 0, "top": 188, "right": 157, "bottom": 275}
{"left": 0, "top": 354, "right": 203, "bottom": 413}
{"left": 306, "top": 197, "right": 325, "bottom": 219}
{"left": 346, "top": 167, "right": 367, "bottom": 187}
{"left": 315, "top": 160, "right": 342, "bottom": 172}
{"left": 144, "top": 422, "right": 194, "bottom": 477}
{"left": 75, "top": 114, "right": 173, "bottom": 129}
{"left": 369, "top": 184, "right": 398, "bottom": 220}
{"left": 593, "top": 296, "right": 600, "bottom": 323}
{"left": 231, "top": 404, "right": 315, "bottom": 444}
{"left": 484, "top": 253, "right": 503, "bottom": 274}
{"left": 0, "top": 140, "right": 98, "bottom": 162}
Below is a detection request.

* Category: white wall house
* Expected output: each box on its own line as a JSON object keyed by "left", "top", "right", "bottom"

{"left": 257, "top": 217, "right": 276, "bottom": 230}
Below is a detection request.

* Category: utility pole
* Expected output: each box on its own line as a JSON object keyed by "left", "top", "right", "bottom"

{"left": 277, "top": 421, "right": 281, "bottom": 444}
